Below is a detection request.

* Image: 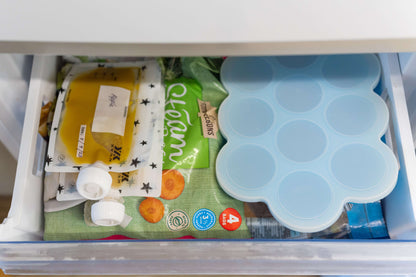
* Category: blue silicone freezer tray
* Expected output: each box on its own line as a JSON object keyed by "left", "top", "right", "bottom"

{"left": 216, "top": 55, "right": 399, "bottom": 232}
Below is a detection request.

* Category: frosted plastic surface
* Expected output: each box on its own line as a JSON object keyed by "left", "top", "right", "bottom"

{"left": 217, "top": 55, "right": 399, "bottom": 232}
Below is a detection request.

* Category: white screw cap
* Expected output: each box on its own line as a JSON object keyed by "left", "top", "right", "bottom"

{"left": 76, "top": 164, "right": 112, "bottom": 200}
{"left": 91, "top": 200, "right": 125, "bottom": 226}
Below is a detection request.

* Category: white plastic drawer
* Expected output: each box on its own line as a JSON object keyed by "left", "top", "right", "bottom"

{"left": 1, "top": 54, "right": 416, "bottom": 275}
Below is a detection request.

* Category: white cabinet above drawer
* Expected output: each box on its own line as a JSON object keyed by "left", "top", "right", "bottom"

{"left": 1, "top": 0, "right": 416, "bottom": 56}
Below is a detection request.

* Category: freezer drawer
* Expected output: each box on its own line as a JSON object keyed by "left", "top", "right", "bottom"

{"left": 1, "top": 54, "right": 416, "bottom": 275}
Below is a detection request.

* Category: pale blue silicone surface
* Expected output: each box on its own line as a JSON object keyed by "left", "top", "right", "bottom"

{"left": 216, "top": 55, "right": 399, "bottom": 232}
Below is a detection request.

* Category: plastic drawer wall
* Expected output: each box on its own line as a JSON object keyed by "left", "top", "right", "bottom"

{"left": 399, "top": 53, "right": 416, "bottom": 147}
{"left": 1, "top": 54, "right": 416, "bottom": 275}
{"left": 384, "top": 53, "right": 416, "bottom": 239}
{"left": 0, "top": 54, "right": 33, "bottom": 160}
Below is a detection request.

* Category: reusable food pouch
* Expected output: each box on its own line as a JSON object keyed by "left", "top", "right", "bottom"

{"left": 46, "top": 61, "right": 162, "bottom": 173}
{"left": 45, "top": 61, "right": 163, "bottom": 199}
{"left": 52, "top": 109, "right": 164, "bottom": 201}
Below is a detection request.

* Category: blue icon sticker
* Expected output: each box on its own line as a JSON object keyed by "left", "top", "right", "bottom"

{"left": 192, "top": 208, "right": 216, "bottom": 231}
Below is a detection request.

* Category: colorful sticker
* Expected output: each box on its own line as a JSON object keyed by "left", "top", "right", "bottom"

{"left": 166, "top": 210, "right": 190, "bottom": 231}
{"left": 219, "top": 208, "right": 242, "bottom": 231}
{"left": 192, "top": 208, "right": 216, "bottom": 231}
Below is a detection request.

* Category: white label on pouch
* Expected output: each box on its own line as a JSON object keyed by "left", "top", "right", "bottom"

{"left": 92, "top": 85, "right": 131, "bottom": 136}
{"left": 76, "top": 124, "right": 87, "bottom": 158}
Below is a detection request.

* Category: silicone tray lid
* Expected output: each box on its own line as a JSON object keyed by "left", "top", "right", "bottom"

{"left": 216, "top": 55, "right": 399, "bottom": 232}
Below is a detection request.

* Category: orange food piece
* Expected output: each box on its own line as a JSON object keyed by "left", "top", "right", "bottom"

{"left": 160, "top": 169, "right": 185, "bottom": 200}
{"left": 139, "top": 198, "right": 164, "bottom": 223}
{"left": 38, "top": 101, "right": 52, "bottom": 138}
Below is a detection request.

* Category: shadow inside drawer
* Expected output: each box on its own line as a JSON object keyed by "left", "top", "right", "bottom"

{"left": 0, "top": 196, "right": 11, "bottom": 221}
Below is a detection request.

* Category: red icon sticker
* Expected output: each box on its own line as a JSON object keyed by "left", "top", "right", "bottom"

{"left": 220, "top": 208, "right": 242, "bottom": 231}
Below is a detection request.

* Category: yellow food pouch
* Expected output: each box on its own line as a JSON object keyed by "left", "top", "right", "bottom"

{"left": 46, "top": 61, "right": 164, "bottom": 199}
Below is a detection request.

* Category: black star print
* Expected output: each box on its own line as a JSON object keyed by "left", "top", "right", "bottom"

{"left": 134, "top": 120, "right": 140, "bottom": 127}
{"left": 150, "top": 162, "right": 157, "bottom": 169}
{"left": 46, "top": 155, "right": 52, "bottom": 166}
{"left": 141, "top": 65, "right": 147, "bottom": 71}
{"left": 57, "top": 184, "right": 64, "bottom": 194}
{"left": 98, "top": 64, "right": 105, "bottom": 68}
{"left": 57, "top": 88, "right": 65, "bottom": 94}
{"left": 119, "top": 189, "right": 122, "bottom": 194}
{"left": 73, "top": 166, "right": 82, "bottom": 171}
{"left": 130, "top": 158, "right": 141, "bottom": 167}
{"left": 109, "top": 166, "right": 112, "bottom": 170}
{"left": 141, "top": 182, "right": 152, "bottom": 194}
{"left": 53, "top": 127, "right": 57, "bottom": 131}
{"left": 140, "top": 98, "right": 150, "bottom": 106}
{"left": 140, "top": 140, "right": 147, "bottom": 146}
{"left": 149, "top": 83, "right": 155, "bottom": 88}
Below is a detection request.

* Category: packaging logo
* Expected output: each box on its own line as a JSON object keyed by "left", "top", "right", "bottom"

{"left": 166, "top": 210, "right": 190, "bottom": 231}
{"left": 197, "top": 99, "right": 218, "bottom": 139}
{"left": 219, "top": 208, "right": 242, "bottom": 231}
{"left": 110, "top": 144, "right": 122, "bottom": 161}
{"left": 163, "top": 78, "right": 209, "bottom": 169}
{"left": 117, "top": 172, "right": 130, "bottom": 184}
{"left": 192, "top": 208, "right": 216, "bottom": 231}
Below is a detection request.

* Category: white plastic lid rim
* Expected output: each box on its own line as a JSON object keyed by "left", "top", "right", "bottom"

{"left": 91, "top": 200, "right": 125, "bottom": 226}
{"left": 76, "top": 165, "right": 112, "bottom": 200}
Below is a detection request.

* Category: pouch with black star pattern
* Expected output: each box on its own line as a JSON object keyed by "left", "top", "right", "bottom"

{"left": 48, "top": 89, "right": 164, "bottom": 201}
{"left": 45, "top": 61, "right": 164, "bottom": 175}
